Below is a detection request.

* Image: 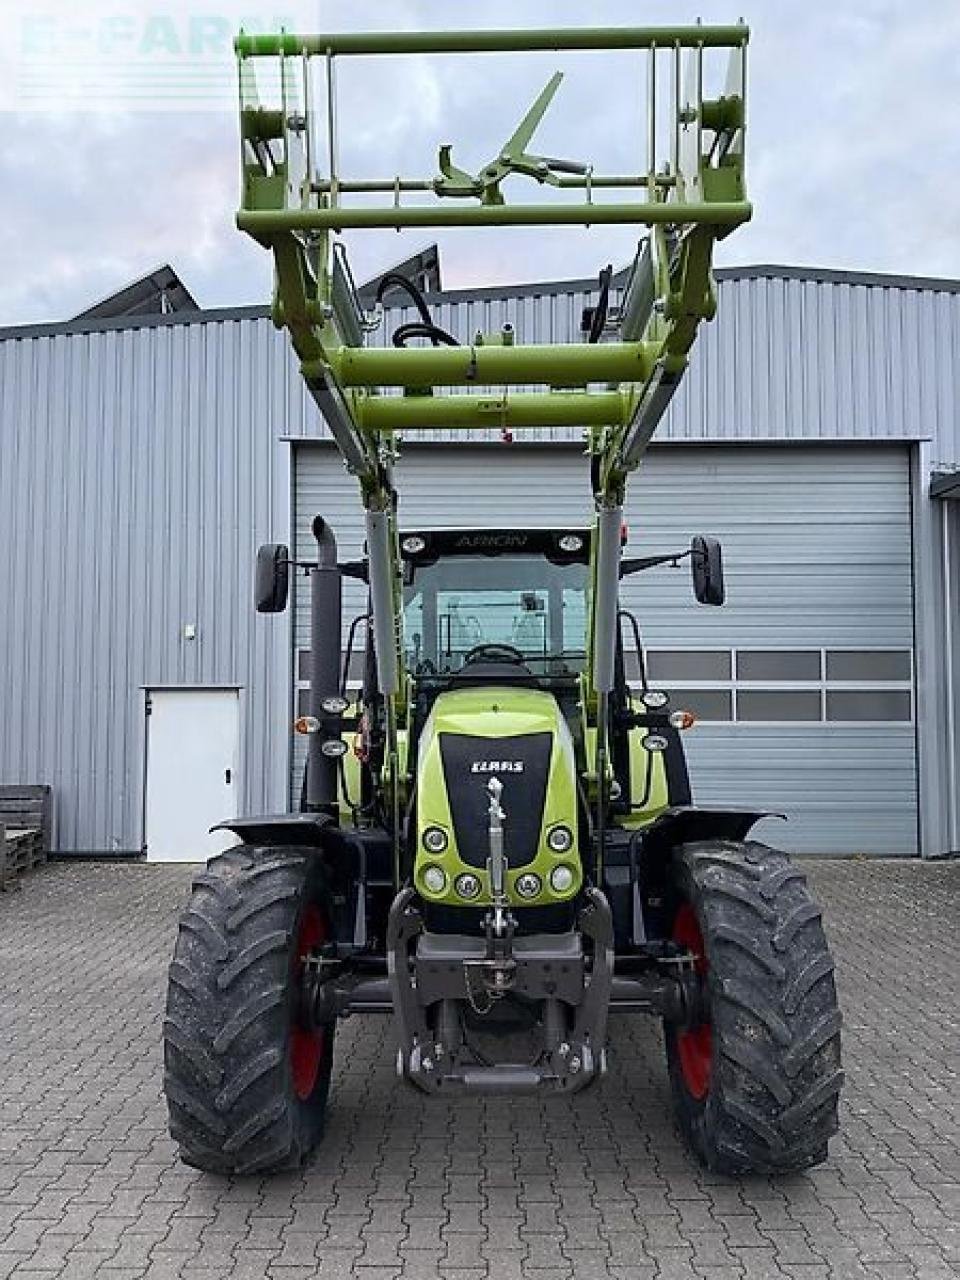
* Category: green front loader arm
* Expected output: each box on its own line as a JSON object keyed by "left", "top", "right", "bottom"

{"left": 235, "top": 22, "right": 750, "bottom": 830}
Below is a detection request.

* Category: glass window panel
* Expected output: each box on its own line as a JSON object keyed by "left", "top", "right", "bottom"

{"left": 646, "top": 650, "right": 731, "bottom": 681}
{"left": 298, "top": 649, "right": 311, "bottom": 681}
{"left": 826, "top": 690, "right": 912, "bottom": 721}
{"left": 403, "top": 554, "right": 587, "bottom": 676}
{"left": 736, "top": 650, "right": 821, "bottom": 681}
{"left": 672, "top": 689, "right": 732, "bottom": 722}
{"left": 826, "top": 650, "right": 912, "bottom": 682}
{"left": 737, "top": 690, "right": 822, "bottom": 722}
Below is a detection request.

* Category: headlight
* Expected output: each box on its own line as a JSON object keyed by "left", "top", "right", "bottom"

{"left": 644, "top": 734, "right": 668, "bottom": 752}
{"left": 422, "top": 826, "right": 448, "bottom": 853}
{"left": 320, "top": 738, "right": 348, "bottom": 758}
{"left": 547, "top": 825, "right": 573, "bottom": 853}
{"left": 550, "top": 865, "right": 575, "bottom": 893}
{"left": 422, "top": 865, "right": 447, "bottom": 894}
{"left": 320, "top": 694, "right": 350, "bottom": 715}
{"left": 641, "top": 689, "right": 669, "bottom": 709}
{"left": 515, "top": 873, "right": 542, "bottom": 899}
{"left": 455, "top": 873, "right": 481, "bottom": 900}
{"left": 558, "top": 534, "right": 584, "bottom": 553}
{"left": 401, "top": 535, "right": 427, "bottom": 555}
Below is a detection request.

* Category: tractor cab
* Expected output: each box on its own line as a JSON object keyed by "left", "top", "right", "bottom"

{"left": 399, "top": 527, "right": 591, "bottom": 684}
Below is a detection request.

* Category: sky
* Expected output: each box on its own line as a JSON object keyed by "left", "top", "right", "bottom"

{"left": 1, "top": 0, "right": 958, "bottom": 325}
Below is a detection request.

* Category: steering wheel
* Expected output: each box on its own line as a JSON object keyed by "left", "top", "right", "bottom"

{"left": 461, "top": 642, "right": 528, "bottom": 667}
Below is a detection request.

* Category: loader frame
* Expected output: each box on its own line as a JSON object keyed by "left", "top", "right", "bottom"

{"left": 235, "top": 23, "right": 750, "bottom": 866}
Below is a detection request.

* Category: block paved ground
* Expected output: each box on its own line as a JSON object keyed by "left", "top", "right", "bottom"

{"left": 1, "top": 858, "right": 960, "bottom": 1280}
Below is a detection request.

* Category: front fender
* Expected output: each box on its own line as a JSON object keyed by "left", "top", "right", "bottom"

{"left": 210, "top": 813, "right": 334, "bottom": 848}
{"left": 637, "top": 806, "right": 782, "bottom": 859}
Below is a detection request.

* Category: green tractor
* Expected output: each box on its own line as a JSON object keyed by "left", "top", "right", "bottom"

{"left": 163, "top": 21, "right": 842, "bottom": 1176}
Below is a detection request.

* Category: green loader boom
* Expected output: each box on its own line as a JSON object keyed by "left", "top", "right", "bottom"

{"left": 235, "top": 20, "right": 750, "bottom": 863}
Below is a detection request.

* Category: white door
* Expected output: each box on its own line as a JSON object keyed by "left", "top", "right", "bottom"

{"left": 145, "top": 689, "right": 239, "bottom": 862}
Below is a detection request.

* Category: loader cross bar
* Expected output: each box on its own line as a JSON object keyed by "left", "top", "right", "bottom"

{"left": 237, "top": 21, "right": 749, "bottom": 502}
{"left": 236, "top": 26, "right": 749, "bottom": 56}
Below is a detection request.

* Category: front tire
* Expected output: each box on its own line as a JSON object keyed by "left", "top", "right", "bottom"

{"left": 163, "top": 845, "right": 335, "bottom": 1175}
{"left": 664, "top": 840, "right": 843, "bottom": 1174}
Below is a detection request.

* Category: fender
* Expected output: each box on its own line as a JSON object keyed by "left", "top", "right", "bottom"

{"left": 636, "top": 806, "right": 782, "bottom": 860}
{"left": 210, "top": 813, "right": 334, "bottom": 848}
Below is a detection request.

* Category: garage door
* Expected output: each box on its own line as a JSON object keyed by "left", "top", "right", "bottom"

{"left": 294, "top": 443, "right": 917, "bottom": 856}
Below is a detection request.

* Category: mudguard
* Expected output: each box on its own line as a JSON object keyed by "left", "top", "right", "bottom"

{"left": 637, "top": 806, "right": 781, "bottom": 859}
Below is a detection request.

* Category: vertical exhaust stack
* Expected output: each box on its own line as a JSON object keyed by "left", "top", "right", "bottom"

{"left": 307, "top": 516, "right": 343, "bottom": 814}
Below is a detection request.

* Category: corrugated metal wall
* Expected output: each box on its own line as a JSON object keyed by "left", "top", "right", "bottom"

{"left": 0, "top": 321, "right": 292, "bottom": 852}
{"left": 284, "top": 271, "right": 956, "bottom": 448}
{"left": 1, "top": 267, "right": 956, "bottom": 854}
{"left": 295, "top": 443, "right": 917, "bottom": 855}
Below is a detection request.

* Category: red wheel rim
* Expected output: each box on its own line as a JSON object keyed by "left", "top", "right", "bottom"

{"left": 290, "top": 904, "right": 326, "bottom": 1101}
{"left": 672, "top": 902, "right": 712, "bottom": 1101}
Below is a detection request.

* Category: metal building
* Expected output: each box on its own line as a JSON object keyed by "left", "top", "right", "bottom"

{"left": 1, "top": 263, "right": 958, "bottom": 858}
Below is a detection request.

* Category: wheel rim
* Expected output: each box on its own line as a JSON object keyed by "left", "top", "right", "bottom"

{"left": 290, "top": 904, "right": 326, "bottom": 1101}
{"left": 672, "top": 902, "right": 712, "bottom": 1101}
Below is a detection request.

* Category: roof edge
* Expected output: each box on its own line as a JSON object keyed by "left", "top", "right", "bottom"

{"left": 3, "top": 262, "right": 959, "bottom": 341}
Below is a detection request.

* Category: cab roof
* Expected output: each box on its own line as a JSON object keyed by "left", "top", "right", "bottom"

{"left": 399, "top": 528, "right": 592, "bottom": 562}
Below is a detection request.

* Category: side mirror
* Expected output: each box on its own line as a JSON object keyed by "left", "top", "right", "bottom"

{"left": 255, "top": 543, "right": 289, "bottom": 613}
{"left": 691, "top": 535, "right": 724, "bottom": 606}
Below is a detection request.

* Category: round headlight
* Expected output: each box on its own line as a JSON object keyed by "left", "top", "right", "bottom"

{"left": 320, "top": 738, "right": 348, "bottom": 758}
{"left": 321, "top": 694, "right": 349, "bottom": 716}
{"left": 645, "top": 734, "right": 668, "bottom": 753}
{"left": 641, "top": 689, "right": 669, "bottom": 709}
{"left": 455, "top": 873, "right": 481, "bottom": 900}
{"left": 558, "top": 534, "right": 584, "bottom": 553}
{"left": 550, "top": 865, "right": 575, "bottom": 893}
{"left": 422, "top": 865, "right": 447, "bottom": 894}
{"left": 422, "top": 826, "right": 448, "bottom": 854}
{"left": 401, "top": 535, "right": 427, "bottom": 555}
{"left": 547, "top": 825, "right": 573, "bottom": 854}
{"left": 515, "top": 873, "right": 542, "bottom": 899}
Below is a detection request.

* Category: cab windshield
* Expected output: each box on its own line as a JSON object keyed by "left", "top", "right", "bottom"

{"left": 402, "top": 554, "right": 588, "bottom": 677}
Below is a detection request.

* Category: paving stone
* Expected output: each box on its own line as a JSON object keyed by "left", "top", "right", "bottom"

{"left": 3, "top": 861, "right": 960, "bottom": 1280}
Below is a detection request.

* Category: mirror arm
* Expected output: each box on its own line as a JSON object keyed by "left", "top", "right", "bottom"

{"left": 620, "top": 549, "right": 691, "bottom": 577}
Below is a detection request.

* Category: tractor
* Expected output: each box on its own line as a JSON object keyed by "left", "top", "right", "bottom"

{"left": 163, "top": 21, "right": 842, "bottom": 1176}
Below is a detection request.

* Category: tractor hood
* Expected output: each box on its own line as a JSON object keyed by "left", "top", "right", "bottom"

{"left": 413, "top": 686, "right": 581, "bottom": 907}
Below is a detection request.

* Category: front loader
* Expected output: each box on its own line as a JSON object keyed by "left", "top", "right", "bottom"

{"left": 163, "top": 21, "right": 843, "bottom": 1177}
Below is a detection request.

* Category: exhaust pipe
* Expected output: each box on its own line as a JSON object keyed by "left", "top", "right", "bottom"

{"left": 307, "top": 516, "right": 342, "bottom": 814}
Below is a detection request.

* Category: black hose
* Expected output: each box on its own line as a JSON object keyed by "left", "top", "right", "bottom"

{"left": 374, "top": 271, "right": 434, "bottom": 326}
{"left": 588, "top": 263, "right": 613, "bottom": 343}
{"left": 375, "top": 271, "right": 460, "bottom": 348}
{"left": 392, "top": 321, "right": 460, "bottom": 348}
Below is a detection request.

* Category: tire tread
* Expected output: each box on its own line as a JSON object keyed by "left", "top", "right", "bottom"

{"left": 666, "top": 839, "right": 843, "bottom": 1175}
{"left": 163, "top": 845, "right": 333, "bottom": 1175}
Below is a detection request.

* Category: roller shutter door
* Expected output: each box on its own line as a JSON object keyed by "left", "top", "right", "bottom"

{"left": 294, "top": 443, "right": 916, "bottom": 855}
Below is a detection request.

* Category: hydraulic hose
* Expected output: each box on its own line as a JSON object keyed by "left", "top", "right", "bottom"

{"left": 375, "top": 271, "right": 460, "bottom": 348}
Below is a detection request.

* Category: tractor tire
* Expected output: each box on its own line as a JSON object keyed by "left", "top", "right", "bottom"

{"left": 664, "top": 840, "right": 843, "bottom": 1174}
{"left": 163, "top": 845, "right": 336, "bottom": 1175}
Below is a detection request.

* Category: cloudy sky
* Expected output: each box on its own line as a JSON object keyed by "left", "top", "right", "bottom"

{"left": 1, "top": 0, "right": 958, "bottom": 325}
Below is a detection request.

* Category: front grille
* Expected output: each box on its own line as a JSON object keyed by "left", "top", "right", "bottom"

{"left": 439, "top": 732, "right": 551, "bottom": 870}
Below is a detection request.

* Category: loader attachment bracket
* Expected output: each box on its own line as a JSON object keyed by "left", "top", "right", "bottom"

{"left": 235, "top": 22, "right": 750, "bottom": 510}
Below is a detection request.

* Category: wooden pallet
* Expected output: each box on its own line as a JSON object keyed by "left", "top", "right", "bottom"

{"left": 0, "top": 786, "right": 52, "bottom": 891}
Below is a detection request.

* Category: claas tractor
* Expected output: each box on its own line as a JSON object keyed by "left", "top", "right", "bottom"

{"left": 163, "top": 21, "right": 842, "bottom": 1177}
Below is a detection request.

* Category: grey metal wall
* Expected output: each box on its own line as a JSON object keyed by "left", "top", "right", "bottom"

{"left": 0, "top": 320, "right": 292, "bottom": 852}
{"left": 294, "top": 442, "right": 916, "bottom": 855}
{"left": 1, "top": 265, "right": 956, "bottom": 854}
{"left": 283, "top": 269, "right": 955, "bottom": 448}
